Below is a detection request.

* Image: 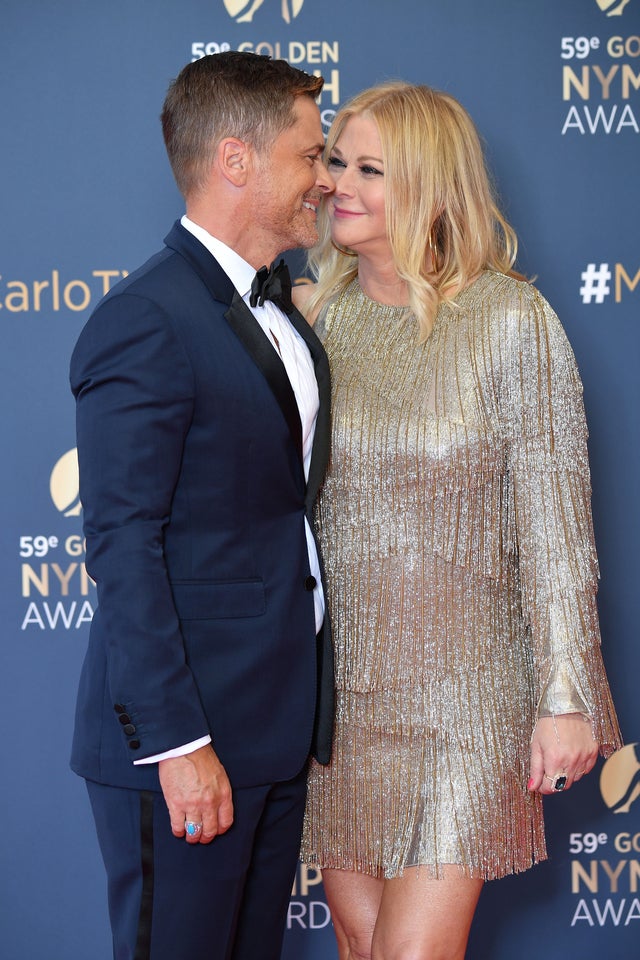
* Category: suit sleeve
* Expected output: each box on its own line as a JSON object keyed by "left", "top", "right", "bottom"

{"left": 71, "top": 291, "right": 210, "bottom": 760}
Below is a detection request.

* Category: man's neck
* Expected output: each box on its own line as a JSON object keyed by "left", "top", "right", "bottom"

{"left": 185, "top": 202, "right": 279, "bottom": 271}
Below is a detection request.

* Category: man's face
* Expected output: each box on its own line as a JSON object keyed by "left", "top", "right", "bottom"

{"left": 250, "top": 96, "right": 334, "bottom": 255}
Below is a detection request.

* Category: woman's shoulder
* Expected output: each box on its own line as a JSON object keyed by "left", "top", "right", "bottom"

{"left": 473, "top": 272, "right": 578, "bottom": 376}
{"left": 468, "top": 269, "right": 536, "bottom": 303}
{"left": 461, "top": 270, "right": 558, "bottom": 330}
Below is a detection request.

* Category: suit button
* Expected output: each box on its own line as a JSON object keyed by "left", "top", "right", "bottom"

{"left": 304, "top": 575, "right": 317, "bottom": 591}
{"left": 118, "top": 714, "right": 131, "bottom": 725}
{"left": 129, "top": 739, "right": 141, "bottom": 750}
{"left": 114, "top": 703, "right": 126, "bottom": 713}
{"left": 123, "top": 724, "right": 136, "bottom": 736}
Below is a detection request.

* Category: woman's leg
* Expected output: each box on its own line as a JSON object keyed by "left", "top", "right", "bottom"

{"left": 322, "top": 868, "right": 384, "bottom": 960}
{"left": 323, "top": 863, "right": 482, "bottom": 960}
{"left": 372, "top": 865, "right": 483, "bottom": 960}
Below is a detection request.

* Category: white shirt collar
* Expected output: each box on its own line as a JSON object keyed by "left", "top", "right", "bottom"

{"left": 181, "top": 214, "right": 256, "bottom": 299}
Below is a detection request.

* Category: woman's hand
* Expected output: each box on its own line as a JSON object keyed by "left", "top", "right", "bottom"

{"left": 528, "top": 713, "right": 598, "bottom": 794}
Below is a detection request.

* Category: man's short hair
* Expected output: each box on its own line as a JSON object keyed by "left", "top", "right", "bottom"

{"left": 161, "top": 51, "right": 324, "bottom": 198}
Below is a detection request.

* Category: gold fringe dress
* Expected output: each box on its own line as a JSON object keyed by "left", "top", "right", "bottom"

{"left": 302, "top": 272, "right": 621, "bottom": 880}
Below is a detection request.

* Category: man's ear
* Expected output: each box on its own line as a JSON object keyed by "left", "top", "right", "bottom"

{"left": 218, "top": 137, "right": 251, "bottom": 186}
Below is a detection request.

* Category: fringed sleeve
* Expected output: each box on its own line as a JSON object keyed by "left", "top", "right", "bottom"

{"left": 501, "top": 282, "right": 621, "bottom": 755}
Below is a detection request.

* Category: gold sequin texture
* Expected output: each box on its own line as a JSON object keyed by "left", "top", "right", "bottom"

{"left": 302, "top": 272, "right": 621, "bottom": 880}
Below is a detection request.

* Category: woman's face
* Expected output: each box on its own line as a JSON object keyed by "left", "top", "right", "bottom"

{"left": 327, "top": 114, "right": 390, "bottom": 260}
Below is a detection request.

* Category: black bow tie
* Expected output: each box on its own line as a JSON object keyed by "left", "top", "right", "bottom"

{"left": 249, "top": 259, "right": 293, "bottom": 314}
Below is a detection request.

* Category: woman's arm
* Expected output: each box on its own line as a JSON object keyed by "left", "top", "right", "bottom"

{"left": 500, "top": 282, "right": 621, "bottom": 792}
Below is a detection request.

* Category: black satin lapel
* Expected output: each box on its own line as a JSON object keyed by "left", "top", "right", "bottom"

{"left": 164, "top": 223, "right": 304, "bottom": 462}
{"left": 225, "top": 292, "right": 304, "bottom": 462}
{"left": 287, "top": 307, "right": 332, "bottom": 508}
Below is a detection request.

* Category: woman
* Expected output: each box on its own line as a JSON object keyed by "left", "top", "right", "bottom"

{"left": 293, "top": 82, "right": 622, "bottom": 960}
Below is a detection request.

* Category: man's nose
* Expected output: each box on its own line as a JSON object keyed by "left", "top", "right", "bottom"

{"left": 316, "top": 160, "right": 335, "bottom": 193}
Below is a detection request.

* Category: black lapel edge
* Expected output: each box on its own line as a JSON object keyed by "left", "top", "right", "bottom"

{"left": 165, "top": 222, "right": 303, "bottom": 462}
{"left": 225, "top": 291, "right": 304, "bottom": 462}
{"left": 288, "top": 307, "right": 331, "bottom": 507}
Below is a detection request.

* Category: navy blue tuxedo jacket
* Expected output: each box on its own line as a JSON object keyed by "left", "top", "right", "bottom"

{"left": 70, "top": 221, "right": 334, "bottom": 792}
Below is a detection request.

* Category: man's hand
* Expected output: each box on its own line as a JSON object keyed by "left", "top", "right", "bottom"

{"left": 159, "top": 744, "right": 234, "bottom": 843}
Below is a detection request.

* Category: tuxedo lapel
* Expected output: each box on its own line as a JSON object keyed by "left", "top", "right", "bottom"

{"left": 225, "top": 292, "right": 303, "bottom": 462}
{"left": 287, "top": 307, "right": 331, "bottom": 511}
{"left": 164, "top": 221, "right": 303, "bottom": 463}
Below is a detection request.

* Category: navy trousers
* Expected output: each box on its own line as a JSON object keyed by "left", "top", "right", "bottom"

{"left": 87, "top": 764, "right": 307, "bottom": 960}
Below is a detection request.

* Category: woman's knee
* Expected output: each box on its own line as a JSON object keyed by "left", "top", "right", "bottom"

{"left": 346, "top": 931, "right": 374, "bottom": 960}
{"left": 372, "top": 940, "right": 466, "bottom": 960}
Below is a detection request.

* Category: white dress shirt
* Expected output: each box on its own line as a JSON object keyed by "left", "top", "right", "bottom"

{"left": 135, "top": 216, "right": 325, "bottom": 765}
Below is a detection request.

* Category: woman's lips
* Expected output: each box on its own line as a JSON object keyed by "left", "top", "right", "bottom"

{"left": 333, "top": 206, "right": 364, "bottom": 219}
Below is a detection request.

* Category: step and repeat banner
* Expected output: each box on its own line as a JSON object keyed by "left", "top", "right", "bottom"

{"left": 2, "top": 1, "right": 639, "bottom": 957}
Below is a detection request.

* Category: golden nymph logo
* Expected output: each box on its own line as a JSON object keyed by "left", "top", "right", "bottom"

{"left": 20, "top": 448, "right": 94, "bottom": 631}
{"left": 50, "top": 448, "right": 82, "bottom": 517}
{"left": 595, "top": 0, "right": 631, "bottom": 14}
{"left": 600, "top": 743, "right": 640, "bottom": 814}
{"left": 223, "top": 0, "right": 304, "bottom": 23}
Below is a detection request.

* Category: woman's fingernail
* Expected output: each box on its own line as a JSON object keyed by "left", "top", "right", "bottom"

{"left": 527, "top": 778, "right": 535, "bottom": 790}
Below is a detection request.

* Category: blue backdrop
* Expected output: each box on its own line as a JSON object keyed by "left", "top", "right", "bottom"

{"left": 2, "top": 1, "right": 639, "bottom": 957}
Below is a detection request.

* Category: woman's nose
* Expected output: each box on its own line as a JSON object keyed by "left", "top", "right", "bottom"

{"left": 333, "top": 167, "right": 355, "bottom": 196}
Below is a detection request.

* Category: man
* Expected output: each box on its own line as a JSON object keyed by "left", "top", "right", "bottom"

{"left": 70, "top": 52, "right": 335, "bottom": 960}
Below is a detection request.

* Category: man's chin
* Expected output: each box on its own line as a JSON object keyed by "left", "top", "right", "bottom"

{"left": 297, "top": 227, "right": 320, "bottom": 250}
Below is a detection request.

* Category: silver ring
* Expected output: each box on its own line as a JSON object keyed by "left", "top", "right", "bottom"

{"left": 185, "top": 820, "right": 203, "bottom": 836}
{"left": 544, "top": 774, "right": 568, "bottom": 791}
{"left": 545, "top": 774, "right": 567, "bottom": 791}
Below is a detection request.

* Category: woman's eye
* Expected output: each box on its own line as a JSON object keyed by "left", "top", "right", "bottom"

{"left": 327, "top": 156, "right": 346, "bottom": 169}
{"left": 361, "top": 165, "right": 383, "bottom": 176}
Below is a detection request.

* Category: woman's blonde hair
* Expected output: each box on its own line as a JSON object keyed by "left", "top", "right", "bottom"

{"left": 307, "top": 81, "right": 520, "bottom": 339}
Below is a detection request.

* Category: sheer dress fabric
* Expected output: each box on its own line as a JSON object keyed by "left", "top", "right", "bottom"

{"left": 301, "top": 272, "right": 621, "bottom": 880}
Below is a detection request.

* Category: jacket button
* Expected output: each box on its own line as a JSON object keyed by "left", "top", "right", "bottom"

{"left": 123, "top": 724, "right": 136, "bottom": 736}
{"left": 118, "top": 713, "right": 131, "bottom": 725}
{"left": 114, "top": 703, "right": 126, "bottom": 713}
{"left": 128, "top": 739, "right": 141, "bottom": 750}
{"left": 304, "top": 575, "right": 317, "bottom": 591}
